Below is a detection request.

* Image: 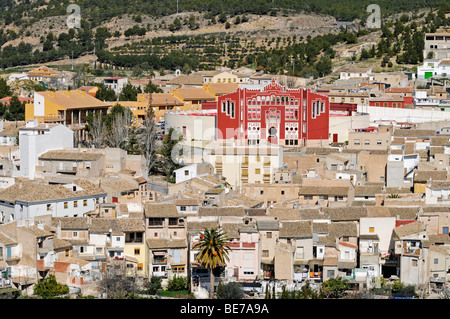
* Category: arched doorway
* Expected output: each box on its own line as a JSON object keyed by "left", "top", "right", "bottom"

{"left": 268, "top": 126, "right": 278, "bottom": 144}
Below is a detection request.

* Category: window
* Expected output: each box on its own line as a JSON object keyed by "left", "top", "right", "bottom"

{"left": 74, "top": 201, "right": 78, "bottom": 208}
{"left": 443, "top": 227, "right": 449, "bottom": 235}
{"left": 73, "top": 232, "right": 78, "bottom": 237}
{"left": 365, "top": 140, "right": 370, "bottom": 145}
{"left": 327, "top": 270, "right": 335, "bottom": 278}
{"left": 64, "top": 202, "right": 68, "bottom": 209}
{"left": 267, "top": 232, "right": 272, "bottom": 238}
{"left": 354, "top": 139, "right": 360, "bottom": 145}
{"left": 262, "top": 250, "right": 269, "bottom": 257}
{"left": 47, "top": 204, "right": 51, "bottom": 211}
{"left": 135, "top": 248, "right": 140, "bottom": 255}
{"left": 377, "top": 140, "right": 382, "bottom": 145}
{"left": 434, "top": 258, "right": 439, "bottom": 264}
{"left": 83, "top": 200, "right": 87, "bottom": 206}
{"left": 369, "top": 227, "right": 375, "bottom": 233}
{"left": 137, "top": 263, "right": 143, "bottom": 271}
{"left": 296, "top": 247, "right": 304, "bottom": 259}
{"left": 412, "top": 259, "right": 418, "bottom": 267}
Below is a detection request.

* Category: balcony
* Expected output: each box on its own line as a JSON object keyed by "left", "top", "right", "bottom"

{"left": 5, "top": 255, "right": 21, "bottom": 262}
{"left": 153, "top": 258, "right": 167, "bottom": 265}
{"left": 57, "top": 167, "right": 77, "bottom": 174}
{"left": 403, "top": 248, "right": 420, "bottom": 256}
{"left": 309, "top": 272, "right": 322, "bottom": 279}
{"left": 227, "top": 242, "right": 256, "bottom": 249}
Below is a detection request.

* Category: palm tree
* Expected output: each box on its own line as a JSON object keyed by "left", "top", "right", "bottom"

{"left": 193, "top": 227, "right": 231, "bottom": 298}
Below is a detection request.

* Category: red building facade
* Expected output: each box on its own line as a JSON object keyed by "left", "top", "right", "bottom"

{"left": 369, "top": 96, "right": 414, "bottom": 108}
{"left": 216, "top": 79, "right": 329, "bottom": 147}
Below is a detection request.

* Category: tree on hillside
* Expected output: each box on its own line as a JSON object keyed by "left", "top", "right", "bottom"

{"left": 0, "top": 78, "right": 11, "bottom": 99}
{"left": 192, "top": 228, "right": 231, "bottom": 299}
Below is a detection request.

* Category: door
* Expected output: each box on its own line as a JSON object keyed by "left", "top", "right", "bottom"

{"left": 333, "top": 134, "right": 338, "bottom": 143}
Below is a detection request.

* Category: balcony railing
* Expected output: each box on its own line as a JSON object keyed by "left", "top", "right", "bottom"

{"left": 153, "top": 259, "right": 167, "bottom": 265}
{"left": 57, "top": 167, "right": 77, "bottom": 174}
{"left": 309, "top": 272, "right": 322, "bottom": 279}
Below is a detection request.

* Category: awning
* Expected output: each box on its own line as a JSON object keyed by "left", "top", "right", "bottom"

{"left": 307, "top": 259, "right": 324, "bottom": 267}
{"left": 153, "top": 251, "right": 167, "bottom": 256}
{"left": 260, "top": 258, "right": 274, "bottom": 265}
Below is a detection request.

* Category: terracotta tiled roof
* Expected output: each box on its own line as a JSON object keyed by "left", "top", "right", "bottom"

{"left": 393, "top": 221, "right": 426, "bottom": 238}
{"left": 119, "top": 218, "right": 145, "bottom": 232}
{"left": 37, "top": 90, "right": 110, "bottom": 109}
{"left": 414, "top": 170, "right": 448, "bottom": 183}
{"left": 198, "top": 207, "right": 246, "bottom": 217}
{"left": 147, "top": 238, "right": 187, "bottom": 249}
{"left": 138, "top": 93, "right": 183, "bottom": 106}
{"left": 173, "top": 88, "right": 215, "bottom": 101}
{"left": 90, "top": 218, "right": 122, "bottom": 235}
{"left": 175, "top": 199, "right": 199, "bottom": 206}
{"left": 279, "top": 221, "right": 312, "bottom": 238}
{"left": 144, "top": 203, "right": 179, "bottom": 217}
{"left": 39, "top": 150, "right": 103, "bottom": 161}
{"left": 0, "top": 180, "right": 105, "bottom": 203}
{"left": 205, "top": 83, "right": 238, "bottom": 95}
{"left": 166, "top": 75, "right": 204, "bottom": 86}
{"left": 53, "top": 217, "right": 90, "bottom": 230}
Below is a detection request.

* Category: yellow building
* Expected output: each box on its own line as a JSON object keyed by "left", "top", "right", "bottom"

{"left": 25, "top": 89, "right": 111, "bottom": 141}
{"left": 120, "top": 93, "right": 186, "bottom": 124}
{"left": 26, "top": 66, "right": 60, "bottom": 81}
{"left": 199, "top": 70, "right": 249, "bottom": 84}
{"left": 203, "top": 83, "right": 238, "bottom": 100}
{"left": 171, "top": 88, "right": 215, "bottom": 110}
{"left": 120, "top": 218, "right": 147, "bottom": 278}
